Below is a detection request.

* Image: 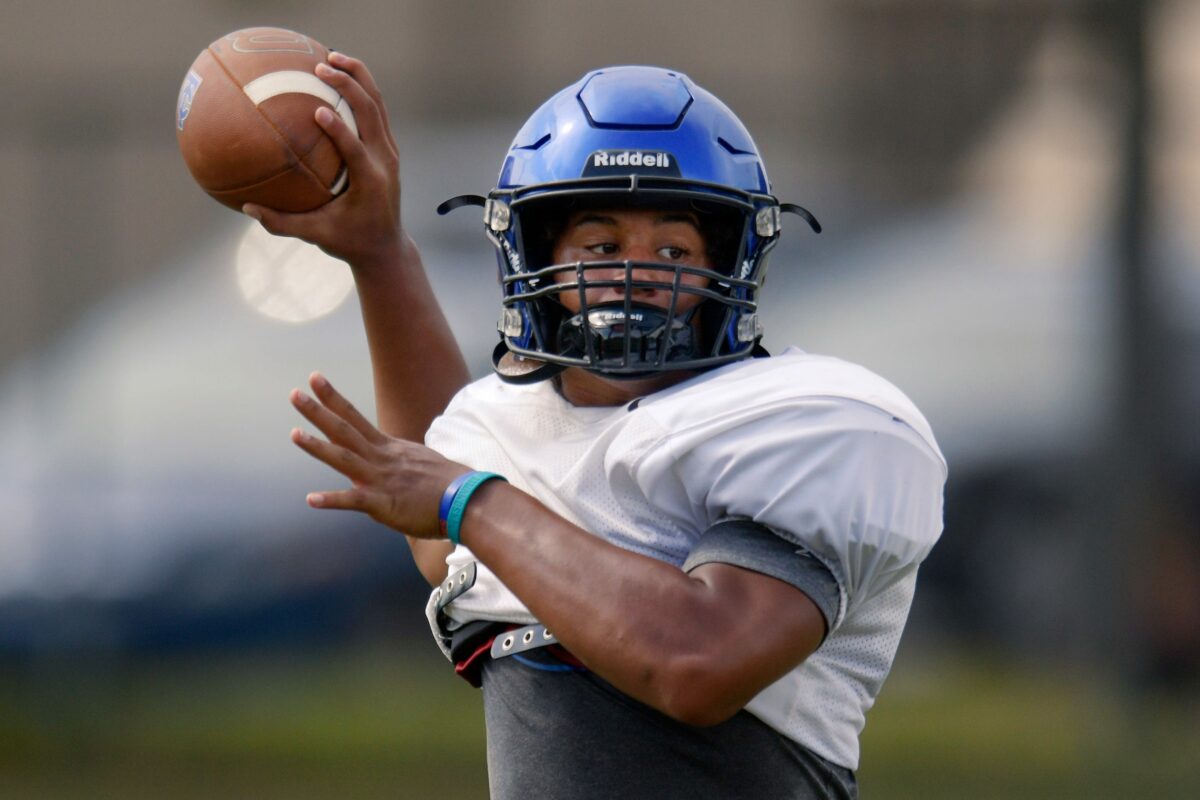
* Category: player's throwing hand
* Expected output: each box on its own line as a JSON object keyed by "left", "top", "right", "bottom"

{"left": 244, "top": 52, "right": 404, "bottom": 272}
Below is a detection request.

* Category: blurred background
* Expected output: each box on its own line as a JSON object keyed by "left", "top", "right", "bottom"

{"left": 2, "top": 0, "right": 1198, "bottom": 797}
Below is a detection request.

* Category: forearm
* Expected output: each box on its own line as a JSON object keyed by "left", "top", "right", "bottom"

{"left": 351, "top": 232, "right": 470, "bottom": 443}
{"left": 458, "top": 482, "right": 772, "bottom": 724}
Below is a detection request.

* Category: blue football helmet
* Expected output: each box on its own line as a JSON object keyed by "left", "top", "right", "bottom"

{"left": 439, "top": 65, "right": 819, "bottom": 383}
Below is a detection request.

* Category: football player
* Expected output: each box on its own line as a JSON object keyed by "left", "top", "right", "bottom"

{"left": 246, "top": 54, "right": 946, "bottom": 799}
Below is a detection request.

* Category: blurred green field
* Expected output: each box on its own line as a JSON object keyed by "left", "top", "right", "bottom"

{"left": 1, "top": 644, "right": 1197, "bottom": 799}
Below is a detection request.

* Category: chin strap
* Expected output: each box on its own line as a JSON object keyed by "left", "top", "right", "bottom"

{"left": 492, "top": 341, "right": 566, "bottom": 384}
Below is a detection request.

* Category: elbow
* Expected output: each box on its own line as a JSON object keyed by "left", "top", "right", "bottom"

{"left": 664, "top": 700, "right": 740, "bottom": 728}
{"left": 654, "top": 660, "right": 746, "bottom": 728}
{"left": 410, "top": 540, "right": 454, "bottom": 588}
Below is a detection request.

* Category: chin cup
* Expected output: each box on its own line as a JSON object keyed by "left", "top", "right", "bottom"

{"left": 557, "top": 303, "right": 697, "bottom": 370}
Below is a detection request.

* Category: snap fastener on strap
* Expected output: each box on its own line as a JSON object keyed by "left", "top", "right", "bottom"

{"left": 490, "top": 624, "right": 559, "bottom": 659}
{"left": 435, "top": 562, "right": 478, "bottom": 613}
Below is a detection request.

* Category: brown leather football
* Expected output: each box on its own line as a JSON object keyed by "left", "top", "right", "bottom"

{"left": 176, "top": 27, "right": 356, "bottom": 213}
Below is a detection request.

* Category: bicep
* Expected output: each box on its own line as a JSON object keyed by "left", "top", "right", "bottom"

{"left": 676, "top": 520, "right": 841, "bottom": 719}
{"left": 689, "top": 560, "right": 828, "bottom": 677}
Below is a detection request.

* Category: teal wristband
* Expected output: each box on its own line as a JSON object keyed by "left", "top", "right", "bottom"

{"left": 445, "top": 471, "right": 507, "bottom": 545}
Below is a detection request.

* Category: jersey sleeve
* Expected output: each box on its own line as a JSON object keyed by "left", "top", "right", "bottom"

{"left": 632, "top": 396, "right": 946, "bottom": 625}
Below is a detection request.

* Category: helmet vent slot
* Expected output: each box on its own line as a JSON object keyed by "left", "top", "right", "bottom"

{"left": 515, "top": 133, "right": 552, "bottom": 151}
{"left": 717, "top": 137, "right": 755, "bottom": 156}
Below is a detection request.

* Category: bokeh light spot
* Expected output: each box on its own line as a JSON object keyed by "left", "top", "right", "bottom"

{"left": 235, "top": 222, "right": 354, "bottom": 322}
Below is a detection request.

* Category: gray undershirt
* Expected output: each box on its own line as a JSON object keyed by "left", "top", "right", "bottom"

{"left": 479, "top": 519, "right": 856, "bottom": 800}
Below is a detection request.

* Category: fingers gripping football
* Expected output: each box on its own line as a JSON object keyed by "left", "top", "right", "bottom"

{"left": 322, "top": 53, "right": 399, "bottom": 162}
{"left": 244, "top": 52, "right": 402, "bottom": 271}
{"left": 289, "top": 373, "right": 467, "bottom": 537}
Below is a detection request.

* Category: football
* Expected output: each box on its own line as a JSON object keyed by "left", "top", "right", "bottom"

{"left": 175, "top": 27, "right": 357, "bottom": 213}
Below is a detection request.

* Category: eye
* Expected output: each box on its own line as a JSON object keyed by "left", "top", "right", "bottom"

{"left": 586, "top": 242, "right": 620, "bottom": 256}
{"left": 657, "top": 245, "right": 688, "bottom": 261}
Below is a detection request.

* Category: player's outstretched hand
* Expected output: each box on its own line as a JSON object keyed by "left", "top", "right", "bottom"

{"left": 289, "top": 372, "right": 468, "bottom": 538}
{"left": 243, "top": 52, "right": 403, "bottom": 273}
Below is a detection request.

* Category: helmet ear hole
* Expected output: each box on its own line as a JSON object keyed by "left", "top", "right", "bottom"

{"left": 517, "top": 200, "right": 573, "bottom": 269}
{"left": 691, "top": 202, "right": 743, "bottom": 274}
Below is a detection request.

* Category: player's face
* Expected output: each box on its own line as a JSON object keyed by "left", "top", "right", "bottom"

{"left": 550, "top": 208, "right": 711, "bottom": 314}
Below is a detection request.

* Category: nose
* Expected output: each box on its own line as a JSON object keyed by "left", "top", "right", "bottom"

{"left": 627, "top": 258, "right": 672, "bottom": 287}
{"left": 622, "top": 242, "right": 675, "bottom": 280}
{"left": 585, "top": 261, "right": 673, "bottom": 304}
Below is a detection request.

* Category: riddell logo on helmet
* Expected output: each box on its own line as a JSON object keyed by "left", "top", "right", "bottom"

{"left": 591, "top": 151, "right": 671, "bottom": 169}
{"left": 582, "top": 150, "right": 681, "bottom": 178}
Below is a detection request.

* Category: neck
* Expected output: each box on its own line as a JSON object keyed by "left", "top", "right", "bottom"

{"left": 556, "top": 367, "right": 695, "bottom": 407}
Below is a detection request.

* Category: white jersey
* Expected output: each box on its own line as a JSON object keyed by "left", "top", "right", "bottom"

{"left": 424, "top": 347, "right": 946, "bottom": 769}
